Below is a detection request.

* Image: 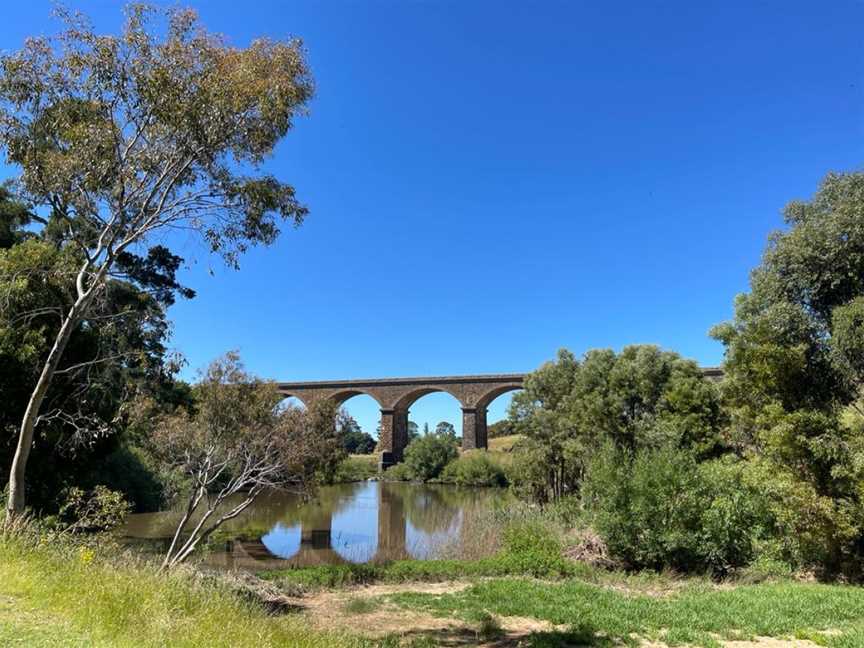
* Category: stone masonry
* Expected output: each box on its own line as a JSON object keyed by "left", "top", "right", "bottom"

{"left": 278, "top": 369, "right": 722, "bottom": 470}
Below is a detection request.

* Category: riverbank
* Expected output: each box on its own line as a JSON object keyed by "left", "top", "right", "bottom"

{"left": 257, "top": 523, "right": 864, "bottom": 647}
{"left": 330, "top": 435, "right": 522, "bottom": 486}
{"left": 5, "top": 527, "right": 864, "bottom": 647}
{"left": 0, "top": 533, "right": 367, "bottom": 648}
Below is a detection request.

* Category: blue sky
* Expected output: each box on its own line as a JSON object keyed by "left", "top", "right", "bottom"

{"left": 2, "top": 1, "right": 862, "bottom": 436}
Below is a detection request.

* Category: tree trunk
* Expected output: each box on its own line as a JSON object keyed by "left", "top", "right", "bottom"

{"left": 5, "top": 302, "right": 83, "bottom": 519}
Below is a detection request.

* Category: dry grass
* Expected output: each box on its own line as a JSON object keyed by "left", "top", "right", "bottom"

{"left": 487, "top": 435, "right": 524, "bottom": 453}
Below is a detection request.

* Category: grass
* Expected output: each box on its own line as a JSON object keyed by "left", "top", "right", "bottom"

{"left": 0, "top": 535, "right": 370, "bottom": 648}
{"left": 329, "top": 454, "right": 379, "bottom": 483}
{"left": 386, "top": 577, "right": 864, "bottom": 647}
{"left": 260, "top": 557, "right": 568, "bottom": 589}
{"left": 342, "top": 597, "right": 382, "bottom": 615}
{"left": 261, "top": 544, "right": 584, "bottom": 590}
{"left": 487, "top": 434, "right": 524, "bottom": 453}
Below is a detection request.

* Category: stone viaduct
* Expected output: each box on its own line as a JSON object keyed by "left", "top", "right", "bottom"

{"left": 277, "top": 374, "right": 525, "bottom": 467}
{"left": 278, "top": 368, "right": 723, "bottom": 469}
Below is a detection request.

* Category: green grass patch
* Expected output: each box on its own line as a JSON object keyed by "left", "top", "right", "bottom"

{"left": 328, "top": 455, "right": 379, "bottom": 483}
{"left": 262, "top": 555, "right": 593, "bottom": 589}
{"left": 0, "top": 536, "right": 369, "bottom": 648}
{"left": 342, "top": 597, "right": 381, "bottom": 615}
{"left": 262, "top": 523, "right": 586, "bottom": 589}
{"left": 386, "top": 577, "right": 864, "bottom": 647}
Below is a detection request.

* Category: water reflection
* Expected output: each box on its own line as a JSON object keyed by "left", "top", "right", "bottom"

{"left": 120, "top": 481, "right": 511, "bottom": 570}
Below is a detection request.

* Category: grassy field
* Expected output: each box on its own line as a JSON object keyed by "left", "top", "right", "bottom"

{"left": 6, "top": 530, "right": 864, "bottom": 647}
{"left": 0, "top": 536, "right": 369, "bottom": 648}
{"left": 487, "top": 434, "right": 524, "bottom": 454}
{"left": 383, "top": 577, "right": 864, "bottom": 647}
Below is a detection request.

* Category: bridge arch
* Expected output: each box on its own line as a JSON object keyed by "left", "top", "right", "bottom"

{"left": 392, "top": 386, "right": 466, "bottom": 411}
{"left": 475, "top": 384, "right": 523, "bottom": 411}
{"left": 328, "top": 389, "right": 385, "bottom": 408}
{"left": 277, "top": 391, "right": 313, "bottom": 408}
{"left": 277, "top": 374, "right": 528, "bottom": 468}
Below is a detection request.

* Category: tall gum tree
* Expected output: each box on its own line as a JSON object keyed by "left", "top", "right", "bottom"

{"left": 0, "top": 3, "right": 314, "bottom": 517}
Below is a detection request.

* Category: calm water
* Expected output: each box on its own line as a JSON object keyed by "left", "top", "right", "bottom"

{"left": 121, "top": 481, "right": 513, "bottom": 570}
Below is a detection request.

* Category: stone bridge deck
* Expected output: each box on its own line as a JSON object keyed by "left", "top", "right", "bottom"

{"left": 278, "top": 368, "right": 722, "bottom": 469}
{"left": 277, "top": 374, "right": 525, "bottom": 467}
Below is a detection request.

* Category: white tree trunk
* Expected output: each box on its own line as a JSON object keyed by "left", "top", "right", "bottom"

{"left": 6, "top": 302, "right": 83, "bottom": 517}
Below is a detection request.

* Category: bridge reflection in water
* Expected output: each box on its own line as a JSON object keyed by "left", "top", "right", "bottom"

{"left": 121, "top": 481, "right": 506, "bottom": 571}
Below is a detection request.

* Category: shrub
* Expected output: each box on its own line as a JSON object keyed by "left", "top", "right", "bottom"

{"left": 381, "top": 462, "right": 413, "bottom": 481}
{"left": 324, "top": 455, "right": 378, "bottom": 483}
{"left": 440, "top": 453, "right": 507, "bottom": 487}
{"left": 57, "top": 485, "right": 131, "bottom": 534}
{"left": 497, "top": 521, "right": 573, "bottom": 577}
{"left": 583, "top": 445, "right": 776, "bottom": 574}
{"left": 735, "top": 553, "right": 794, "bottom": 584}
{"left": 402, "top": 434, "right": 458, "bottom": 482}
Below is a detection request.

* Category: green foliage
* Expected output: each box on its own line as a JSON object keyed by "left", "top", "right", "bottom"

{"left": 335, "top": 411, "right": 376, "bottom": 455}
{"left": 342, "top": 597, "right": 381, "bottom": 615}
{"left": 380, "top": 461, "right": 413, "bottom": 482}
{"left": 709, "top": 171, "right": 864, "bottom": 575}
{"left": 407, "top": 421, "right": 420, "bottom": 443}
{"left": 434, "top": 421, "right": 456, "bottom": 437}
{"left": 487, "top": 419, "right": 517, "bottom": 439}
{"left": 508, "top": 345, "right": 725, "bottom": 502}
{"left": 402, "top": 433, "right": 459, "bottom": 482}
{"left": 0, "top": 231, "right": 186, "bottom": 513}
{"left": 709, "top": 172, "right": 864, "bottom": 424}
{"left": 472, "top": 611, "right": 503, "bottom": 642}
{"left": 264, "top": 548, "right": 575, "bottom": 590}
{"left": 440, "top": 452, "right": 507, "bottom": 487}
{"left": 498, "top": 522, "right": 573, "bottom": 577}
{"left": 56, "top": 485, "right": 130, "bottom": 534}
{"left": 324, "top": 455, "right": 379, "bottom": 484}
{"left": 584, "top": 444, "right": 860, "bottom": 576}
{"left": 832, "top": 296, "right": 864, "bottom": 383}
{"left": 735, "top": 554, "right": 794, "bottom": 584}
{"left": 583, "top": 446, "right": 776, "bottom": 574}
{"left": 82, "top": 444, "right": 180, "bottom": 513}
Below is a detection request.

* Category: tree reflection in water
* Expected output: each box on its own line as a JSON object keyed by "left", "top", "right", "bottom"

{"left": 120, "top": 481, "right": 512, "bottom": 570}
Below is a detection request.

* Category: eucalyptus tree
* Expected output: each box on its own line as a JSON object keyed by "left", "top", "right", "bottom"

{"left": 0, "top": 4, "right": 314, "bottom": 517}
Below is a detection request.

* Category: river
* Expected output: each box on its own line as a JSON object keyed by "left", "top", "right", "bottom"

{"left": 120, "top": 481, "right": 513, "bottom": 570}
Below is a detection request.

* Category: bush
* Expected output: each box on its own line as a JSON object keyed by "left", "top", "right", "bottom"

{"left": 381, "top": 462, "right": 413, "bottom": 481}
{"left": 440, "top": 453, "right": 507, "bottom": 487}
{"left": 402, "top": 434, "right": 458, "bottom": 482}
{"left": 57, "top": 485, "right": 131, "bottom": 534}
{"left": 583, "top": 445, "right": 776, "bottom": 574}
{"left": 497, "top": 522, "right": 573, "bottom": 577}
{"left": 324, "top": 455, "right": 378, "bottom": 483}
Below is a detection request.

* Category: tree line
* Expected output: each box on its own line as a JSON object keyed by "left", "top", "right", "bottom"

{"left": 1, "top": 3, "right": 863, "bottom": 579}
{"left": 506, "top": 171, "right": 864, "bottom": 578}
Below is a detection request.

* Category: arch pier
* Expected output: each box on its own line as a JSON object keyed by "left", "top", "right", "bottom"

{"left": 276, "top": 374, "right": 526, "bottom": 469}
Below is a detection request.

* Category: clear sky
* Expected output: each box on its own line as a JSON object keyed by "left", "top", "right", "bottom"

{"left": 2, "top": 1, "right": 862, "bottom": 436}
